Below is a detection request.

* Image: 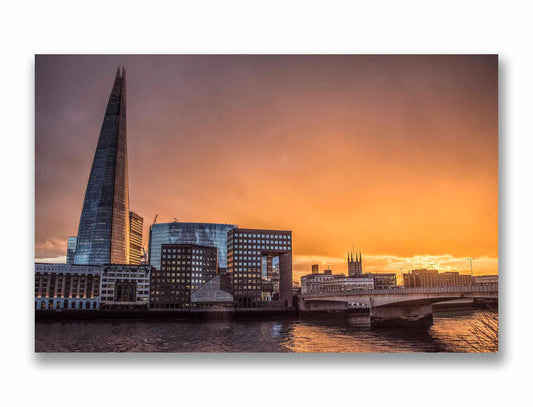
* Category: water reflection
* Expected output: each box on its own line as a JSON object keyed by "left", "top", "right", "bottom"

{"left": 35, "top": 309, "right": 498, "bottom": 353}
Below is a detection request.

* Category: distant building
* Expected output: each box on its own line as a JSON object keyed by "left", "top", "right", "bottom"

{"left": 403, "top": 269, "right": 473, "bottom": 288}
{"left": 100, "top": 264, "right": 152, "bottom": 309}
{"left": 363, "top": 273, "right": 398, "bottom": 289}
{"left": 318, "top": 275, "right": 374, "bottom": 293}
{"left": 474, "top": 275, "right": 499, "bottom": 285}
{"left": 301, "top": 272, "right": 374, "bottom": 294}
{"left": 66, "top": 236, "right": 77, "bottom": 264}
{"left": 191, "top": 275, "right": 233, "bottom": 308}
{"left": 34, "top": 263, "right": 101, "bottom": 310}
{"left": 227, "top": 228, "right": 292, "bottom": 308}
{"left": 148, "top": 222, "right": 236, "bottom": 272}
{"left": 311, "top": 264, "right": 319, "bottom": 274}
{"left": 129, "top": 211, "right": 143, "bottom": 265}
{"left": 348, "top": 250, "right": 363, "bottom": 277}
{"left": 301, "top": 273, "right": 335, "bottom": 294}
{"left": 150, "top": 244, "right": 218, "bottom": 309}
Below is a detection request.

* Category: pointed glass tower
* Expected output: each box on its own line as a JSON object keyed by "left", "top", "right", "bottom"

{"left": 74, "top": 67, "right": 130, "bottom": 265}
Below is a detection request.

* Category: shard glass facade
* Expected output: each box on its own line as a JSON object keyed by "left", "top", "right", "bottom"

{"left": 74, "top": 68, "right": 130, "bottom": 265}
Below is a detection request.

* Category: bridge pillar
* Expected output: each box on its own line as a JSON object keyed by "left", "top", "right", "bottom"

{"left": 370, "top": 304, "right": 433, "bottom": 328}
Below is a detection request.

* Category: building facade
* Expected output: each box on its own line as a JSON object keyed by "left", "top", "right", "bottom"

{"left": 403, "top": 269, "right": 473, "bottom": 288}
{"left": 227, "top": 228, "right": 293, "bottom": 308}
{"left": 301, "top": 272, "right": 374, "bottom": 294}
{"left": 129, "top": 211, "right": 143, "bottom": 265}
{"left": 318, "top": 276, "right": 374, "bottom": 293}
{"left": 348, "top": 250, "right": 363, "bottom": 276}
{"left": 150, "top": 244, "right": 218, "bottom": 309}
{"left": 74, "top": 67, "right": 130, "bottom": 265}
{"left": 301, "top": 272, "right": 334, "bottom": 294}
{"left": 100, "top": 264, "right": 152, "bottom": 309}
{"left": 66, "top": 236, "right": 77, "bottom": 264}
{"left": 474, "top": 275, "right": 499, "bottom": 285}
{"left": 35, "top": 263, "right": 101, "bottom": 310}
{"left": 363, "top": 272, "right": 398, "bottom": 289}
{"left": 148, "top": 222, "right": 236, "bottom": 272}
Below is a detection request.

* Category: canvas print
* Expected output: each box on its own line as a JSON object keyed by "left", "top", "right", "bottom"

{"left": 35, "top": 55, "right": 498, "bottom": 353}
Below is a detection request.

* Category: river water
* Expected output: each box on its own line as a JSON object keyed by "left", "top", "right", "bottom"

{"left": 35, "top": 309, "right": 498, "bottom": 353}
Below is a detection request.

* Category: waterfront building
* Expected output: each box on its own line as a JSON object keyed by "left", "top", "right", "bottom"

{"left": 129, "top": 211, "right": 143, "bottom": 265}
{"left": 301, "top": 270, "right": 375, "bottom": 294}
{"left": 66, "top": 236, "right": 77, "bottom": 264}
{"left": 363, "top": 272, "right": 398, "bottom": 289}
{"left": 227, "top": 228, "right": 293, "bottom": 308}
{"left": 148, "top": 222, "right": 236, "bottom": 272}
{"left": 318, "top": 275, "right": 374, "bottom": 293}
{"left": 403, "top": 269, "right": 473, "bottom": 288}
{"left": 348, "top": 250, "right": 363, "bottom": 276}
{"left": 150, "top": 244, "right": 218, "bottom": 309}
{"left": 191, "top": 275, "right": 234, "bottom": 308}
{"left": 100, "top": 264, "right": 153, "bottom": 309}
{"left": 34, "top": 263, "right": 102, "bottom": 310}
{"left": 74, "top": 68, "right": 130, "bottom": 265}
{"left": 474, "top": 275, "right": 499, "bottom": 285}
{"left": 311, "top": 264, "right": 319, "bottom": 274}
{"left": 301, "top": 273, "right": 335, "bottom": 294}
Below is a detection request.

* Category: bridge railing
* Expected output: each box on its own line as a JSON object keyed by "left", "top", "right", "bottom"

{"left": 301, "top": 284, "right": 498, "bottom": 298}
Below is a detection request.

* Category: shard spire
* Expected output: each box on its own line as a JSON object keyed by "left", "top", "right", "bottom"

{"left": 74, "top": 68, "right": 130, "bottom": 264}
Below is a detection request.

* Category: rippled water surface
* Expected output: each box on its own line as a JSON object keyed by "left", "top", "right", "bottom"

{"left": 35, "top": 309, "right": 498, "bottom": 353}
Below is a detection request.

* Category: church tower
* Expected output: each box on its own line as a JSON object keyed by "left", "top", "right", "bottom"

{"left": 348, "top": 249, "right": 363, "bottom": 276}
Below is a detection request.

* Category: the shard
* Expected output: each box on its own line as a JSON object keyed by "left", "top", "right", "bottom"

{"left": 74, "top": 67, "right": 130, "bottom": 265}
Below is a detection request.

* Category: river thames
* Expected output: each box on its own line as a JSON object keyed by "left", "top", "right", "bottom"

{"left": 35, "top": 309, "right": 498, "bottom": 353}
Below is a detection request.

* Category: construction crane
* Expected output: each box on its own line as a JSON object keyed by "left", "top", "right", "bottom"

{"left": 140, "top": 214, "right": 158, "bottom": 263}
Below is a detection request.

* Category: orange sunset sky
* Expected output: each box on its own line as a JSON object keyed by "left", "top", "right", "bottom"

{"left": 35, "top": 55, "right": 498, "bottom": 281}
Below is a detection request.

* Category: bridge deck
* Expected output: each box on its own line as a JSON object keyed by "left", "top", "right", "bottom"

{"left": 301, "top": 284, "right": 498, "bottom": 299}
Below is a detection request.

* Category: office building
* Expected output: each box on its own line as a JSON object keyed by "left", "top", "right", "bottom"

{"left": 150, "top": 244, "right": 218, "bottom": 309}
{"left": 227, "top": 228, "right": 293, "bottom": 308}
{"left": 35, "top": 263, "right": 101, "bottom": 310}
{"left": 74, "top": 68, "right": 130, "bottom": 265}
{"left": 148, "top": 222, "right": 236, "bottom": 272}
{"left": 66, "top": 236, "right": 77, "bottom": 264}
{"left": 403, "top": 269, "right": 473, "bottom": 288}
{"left": 311, "top": 264, "right": 319, "bottom": 274}
{"left": 100, "top": 264, "right": 153, "bottom": 309}
{"left": 129, "top": 211, "right": 143, "bottom": 265}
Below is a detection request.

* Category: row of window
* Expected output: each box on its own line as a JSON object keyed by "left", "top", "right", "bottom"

{"left": 234, "top": 245, "right": 290, "bottom": 251}
{"left": 234, "top": 233, "right": 290, "bottom": 240}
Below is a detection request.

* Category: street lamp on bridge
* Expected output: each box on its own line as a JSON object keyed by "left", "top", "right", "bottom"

{"left": 467, "top": 258, "right": 475, "bottom": 277}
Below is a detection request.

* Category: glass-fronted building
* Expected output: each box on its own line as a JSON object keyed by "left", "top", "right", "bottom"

{"left": 148, "top": 222, "right": 236, "bottom": 271}
{"left": 74, "top": 67, "right": 130, "bottom": 265}
{"left": 66, "top": 236, "right": 77, "bottom": 264}
{"left": 150, "top": 244, "right": 218, "bottom": 309}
